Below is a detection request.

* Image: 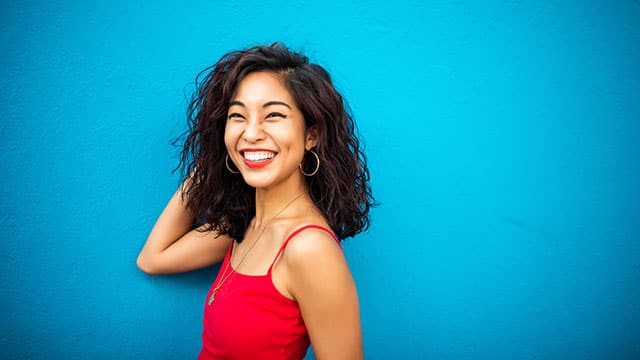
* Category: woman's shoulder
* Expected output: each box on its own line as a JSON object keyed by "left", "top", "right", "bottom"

{"left": 279, "top": 220, "right": 353, "bottom": 303}
{"left": 285, "top": 223, "right": 338, "bottom": 243}
{"left": 280, "top": 221, "right": 342, "bottom": 265}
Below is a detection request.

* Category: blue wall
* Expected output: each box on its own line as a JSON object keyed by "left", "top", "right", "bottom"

{"left": 2, "top": 1, "right": 639, "bottom": 359}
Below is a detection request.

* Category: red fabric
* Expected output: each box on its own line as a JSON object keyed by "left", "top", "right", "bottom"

{"left": 198, "top": 225, "right": 340, "bottom": 360}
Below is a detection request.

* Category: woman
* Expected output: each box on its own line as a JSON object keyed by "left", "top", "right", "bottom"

{"left": 137, "top": 43, "right": 373, "bottom": 359}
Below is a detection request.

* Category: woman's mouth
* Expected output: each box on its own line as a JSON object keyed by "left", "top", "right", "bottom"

{"left": 241, "top": 150, "right": 276, "bottom": 168}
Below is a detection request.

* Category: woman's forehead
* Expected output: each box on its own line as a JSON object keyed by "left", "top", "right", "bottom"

{"left": 230, "top": 72, "right": 297, "bottom": 109}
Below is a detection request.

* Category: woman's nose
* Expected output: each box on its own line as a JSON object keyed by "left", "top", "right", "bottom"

{"left": 242, "top": 119, "right": 264, "bottom": 142}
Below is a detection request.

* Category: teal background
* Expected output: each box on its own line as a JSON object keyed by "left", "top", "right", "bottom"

{"left": 2, "top": 1, "right": 639, "bottom": 359}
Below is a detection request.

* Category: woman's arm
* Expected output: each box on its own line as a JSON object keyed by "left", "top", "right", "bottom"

{"left": 284, "top": 230, "right": 364, "bottom": 360}
{"left": 136, "top": 181, "right": 231, "bottom": 275}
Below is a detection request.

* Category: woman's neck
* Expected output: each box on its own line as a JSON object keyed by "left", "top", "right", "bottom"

{"left": 253, "top": 181, "right": 308, "bottom": 228}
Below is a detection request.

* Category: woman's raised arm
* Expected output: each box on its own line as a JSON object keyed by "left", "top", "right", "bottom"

{"left": 136, "top": 181, "right": 232, "bottom": 275}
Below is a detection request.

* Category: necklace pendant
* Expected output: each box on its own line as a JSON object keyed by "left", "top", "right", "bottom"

{"left": 208, "top": 290, "right": 217, "bottom": 306}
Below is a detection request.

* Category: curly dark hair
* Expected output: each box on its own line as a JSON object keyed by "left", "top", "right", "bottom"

{"left": 176, "top": 43, "right": 373, "bottom": 241}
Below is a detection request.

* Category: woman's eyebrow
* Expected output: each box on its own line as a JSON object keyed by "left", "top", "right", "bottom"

{"left": 229, "top": 100, "right": 245, "bottom": 107}
{"left": 263, "top": 101, "right": 291, "bottom": 109}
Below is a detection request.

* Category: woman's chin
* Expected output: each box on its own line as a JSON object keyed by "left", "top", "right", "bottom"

{"left": 239, "top": 173, "right": 274, "bottom": 189}
{"left": 239, "top": 169, "right": 303, "bottom": 192}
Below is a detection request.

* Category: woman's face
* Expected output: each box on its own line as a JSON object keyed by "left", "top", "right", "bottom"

{"left": 224, "top": 71, "right": 317, "bottom": 190}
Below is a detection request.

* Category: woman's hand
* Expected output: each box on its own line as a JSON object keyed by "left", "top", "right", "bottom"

{"left": 136, "top": 181, "right": 231, "bottom": 275}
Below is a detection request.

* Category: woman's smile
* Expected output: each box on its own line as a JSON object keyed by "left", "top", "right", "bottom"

{"left": 241, "top": 149, "right": 277, "bottom": 168}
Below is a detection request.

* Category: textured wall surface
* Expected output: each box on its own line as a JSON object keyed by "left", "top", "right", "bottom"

{"left": 2, "top": 1, "right": 639, "bottom": 359}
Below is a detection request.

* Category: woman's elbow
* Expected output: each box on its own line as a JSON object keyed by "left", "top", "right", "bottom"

{"left": 136, "top": 253, "right": 161, "bottom": 275}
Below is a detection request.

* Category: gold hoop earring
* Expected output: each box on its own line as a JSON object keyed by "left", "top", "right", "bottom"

{"left": 225, "top": 154, "right": 239, "bottom": 174}
{"left": 299, "top": 150, "right": 320, "bottom": 177}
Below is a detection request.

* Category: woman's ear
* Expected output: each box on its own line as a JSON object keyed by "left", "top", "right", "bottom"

{"left": 305, "top": 125, "right": 319, "bottom": 150}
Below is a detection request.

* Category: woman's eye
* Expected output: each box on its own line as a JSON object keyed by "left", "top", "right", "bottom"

{"left": 228, "top": 113, "right": 245, "bottom": 121}
{"left": 266, "top": 112, "right": 286, "bottom": 119}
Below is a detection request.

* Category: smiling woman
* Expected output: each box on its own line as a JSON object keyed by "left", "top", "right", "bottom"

{"left": 224, "top": 72, "right": 311, "bottom": 188}
{"left": 136, "top": 43, "right": 374, "bottom": 360}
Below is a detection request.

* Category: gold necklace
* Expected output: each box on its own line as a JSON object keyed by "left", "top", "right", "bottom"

{"left": 207, "top": 192, "right": 305, "bottom": 306}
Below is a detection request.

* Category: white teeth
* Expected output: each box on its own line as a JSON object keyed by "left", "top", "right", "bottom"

{"left": 243, "top": 151, "right": 275, "bottom": 161}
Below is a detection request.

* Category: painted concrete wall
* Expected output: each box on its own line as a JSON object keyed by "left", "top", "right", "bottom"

{"left": 2, "top": 1, "right": 639, "bottom": 359}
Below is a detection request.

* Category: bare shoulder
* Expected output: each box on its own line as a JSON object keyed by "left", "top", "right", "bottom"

{"left": 280, "top": 224, "right": 354, "bottom": 301}
{"left": 281, "top": 225, "right": 343, "bottom": 267}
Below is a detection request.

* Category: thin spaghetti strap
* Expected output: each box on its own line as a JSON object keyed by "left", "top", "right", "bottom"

{"left": 268, "top": 225, "right": 340, "bottom": 272}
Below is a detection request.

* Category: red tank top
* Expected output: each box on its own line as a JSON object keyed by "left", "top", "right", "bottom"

{"left": 198, "top": 225, "right": 340, "bottom": 360}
